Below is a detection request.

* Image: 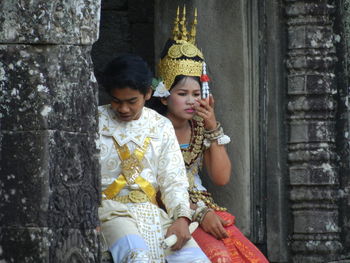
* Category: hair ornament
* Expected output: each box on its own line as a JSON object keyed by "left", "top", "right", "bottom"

{"left": 156, "top": 6, "right": 210, "bottom": 98}
{"left": 201, "top": 62, "right": 210, "bottom": 99}
{"left": 153, "top": 81, "right": 170, "bottom": 97}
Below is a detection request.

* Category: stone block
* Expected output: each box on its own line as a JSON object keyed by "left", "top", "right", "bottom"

{"left": 289, "top": 166, "right": 339, "bottom": 185}
{"left": 288, "top": 74, "right": 335, "bottom": 95}
{"left": 290, "top": 187, "right": 339, "bottom": 202}
{"left": 287, "top": 54, "right": 337, "bottom": 70}
{"left": 50, "top": 228, "right": 100, "bottom": 262}
{"left": 289, "top": 120, "right": 335, "bottom": 143}
{"left": 288, "top": 148, "right": 337, "bottom": 163}
{"left": 288, "top": 25, "right": 334, "bottom": 49}
{"left": 0, "top": 227, "right": 51, "bottom": 262}
{"left": 293, "top": 210, "right": 339, "bottom": 233}
{"left": 288, "top": 96, "right": 335, "bottom": 112}
{"left": 0, "top": 130, "right": 100, "bottom": 228}
{"left": 0, "top": 0, "right": 100, "bottom": 44}
{"left": 0, "top": 44, "right": 98, "bottom": 133}
{"left": 0, "top": 227, "right": 100, "bottom": 263}
{"left": 292, "top": 240, "right": 342, "bottom": 261}
{"left": 286, "top": 2, "right": 334, "bottom": 17}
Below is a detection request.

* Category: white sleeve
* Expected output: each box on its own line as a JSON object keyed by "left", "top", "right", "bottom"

{"left": 157, "top": 121, "right": 192, "bottom": 220}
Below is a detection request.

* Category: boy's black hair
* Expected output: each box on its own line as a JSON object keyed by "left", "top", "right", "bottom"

{"left": 101, "top": 54, "right": 153, "bottom": 96}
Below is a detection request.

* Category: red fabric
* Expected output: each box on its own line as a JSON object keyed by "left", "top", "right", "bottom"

{"left": 200, "top": 74, "right": 210, "bottom": 82}
{"left": 193, "top": 211, "right": 269, "bottom": 263}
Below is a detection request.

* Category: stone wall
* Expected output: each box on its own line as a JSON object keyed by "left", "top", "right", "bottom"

{"left": 0, "top": 1, "right": 101, "bottom": 262}
{"left": 335, "top": 0, "right": 350, "bottom": 256}
{"left": 91, "top": 0, "right": 154, "bottom": 105}
{"left": 285, "top": 0, "right": 343, "bottom": 262}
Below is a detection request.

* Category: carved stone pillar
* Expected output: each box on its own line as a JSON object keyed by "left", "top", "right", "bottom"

{"left": 285, "top": 1, "right": 343, "bottom": 262}
{"left": 0, "top": 1, "right": 101, "bottom": 262}
{"left": 335, "top": 0, "right": 350, "bottom": 253}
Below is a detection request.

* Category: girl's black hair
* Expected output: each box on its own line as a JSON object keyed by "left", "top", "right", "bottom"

{"left": 101, "top": 54, "right": 153, "bottom": 96}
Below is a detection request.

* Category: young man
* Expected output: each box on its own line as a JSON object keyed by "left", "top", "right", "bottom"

{"left": 98, "top": 54, "right": 209, "bottom": 263}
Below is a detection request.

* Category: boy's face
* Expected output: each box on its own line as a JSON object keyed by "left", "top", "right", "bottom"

{"left": 109, "top": 87, "right": 152, "bottom": 122}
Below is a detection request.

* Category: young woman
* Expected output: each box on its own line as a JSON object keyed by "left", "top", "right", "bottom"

{"left": 150, "top": 7, "right": 269, "bottom": 263}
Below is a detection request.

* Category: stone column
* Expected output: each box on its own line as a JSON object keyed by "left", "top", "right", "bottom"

{"left": 0, "top": 1, "right": 101, "bottom": 262}
{"left": 335, "top": 0, "right": 350, "bottom": 253}
{"left": 285, "top": 1, "right": 343, "bottom": 262}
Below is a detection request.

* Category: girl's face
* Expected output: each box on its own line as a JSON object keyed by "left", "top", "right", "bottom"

{"left": 162, "top": 77, "right": 201, "bottom": 121}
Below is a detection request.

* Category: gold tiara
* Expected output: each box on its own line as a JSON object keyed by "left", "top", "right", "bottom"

{"left": 157, "top": 6, "right": 204, "bottom": 91}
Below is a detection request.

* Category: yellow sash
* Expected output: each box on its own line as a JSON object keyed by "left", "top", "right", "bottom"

{"left": 102, "top": 137, "right": 157, "bottom": 205}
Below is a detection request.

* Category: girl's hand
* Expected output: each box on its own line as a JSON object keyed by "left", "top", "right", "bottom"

{"left": 194, "top": 95, "right": 217, "bottom": 130}
{"left": 200, "top": 210, "right": 229, "bottom": 239}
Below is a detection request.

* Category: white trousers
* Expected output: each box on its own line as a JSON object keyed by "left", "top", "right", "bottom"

{"left": 99, "top": 200, "right": 210, "bottom": 263}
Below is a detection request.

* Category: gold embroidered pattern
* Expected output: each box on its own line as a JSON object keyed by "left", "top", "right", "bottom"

{"left": 121, "top": 154, "right": 144, "bottom": 185}
{"left": 181, "top": 115, "right": 205, "bottom": 167}
{"left": 102, "top": 137, "right": 157, "bottom": 205}
{"left": 104, "top": 190, "right": 150, "bottom": 203}
{"left": 181, "top": 116, "right": 227, "bottom": 211}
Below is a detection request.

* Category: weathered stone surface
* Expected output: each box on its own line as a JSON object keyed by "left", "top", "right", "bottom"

{"left": 286, "top": 0, "right": 343, "bottom": 261}
{"left": 289, "top": 121, "right": 335, "bottom": 143}
{"left": 0, "top": 0, "right": 100, "bottom": 44}
{"left": 288, "top": 147, "right": 337, "bottom": 163}
{"left": 0, "top": 227, "right": 51, "bottom": 262}
{"left": 286, "top": 2, "right": 335, "bottom": 16}
{"left": 337, "top": 0, "right": 350, "bottom": 252}
{"left": 0, "top": 0, "right": 101, "bottom": 260}
{"left": 289, "top": 166, "right": 339, "bottom": 185}
{"left": 287, "top": 54, "right": 337, "bottom": 70}
{"left": 292, "top": 239, "right": 343, "bottom": 257}
{"left": 288, "top": 25, "right": 334, "bottom": 49}
{"left": 50, "top": 229, "right": 100, "bottom": 263}
{"left": 0, "top": 45, "right": 98, "bottom": 133}
{"left": 0, "top": 227, "right": 100, "bottom": 263}
{"left": 290, "top": 187, "right": 339, "bottom": 202}
{"left": 288, "top": 74, "right": 335, "bottom": 95}
{"left": 0, "top": 130, "right": 100, "bottom": 228}
{"left": 293, "top": 210, "right": 339, "bottom": 233}
{"left": 288, "top": 96, "right": 336, "bottom": 112}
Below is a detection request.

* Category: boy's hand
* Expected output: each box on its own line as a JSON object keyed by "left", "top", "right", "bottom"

{"left": 165, "top": 217, "right": 191, "bottom": 250}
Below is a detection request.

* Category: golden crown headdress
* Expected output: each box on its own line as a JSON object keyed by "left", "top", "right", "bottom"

{"left": 155, "top": 6, "right": 210, "bottom": 98}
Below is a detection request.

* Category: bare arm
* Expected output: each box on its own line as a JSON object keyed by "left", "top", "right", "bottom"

{"left": 195, "top": 95, "right": 231, "bottom": 185}
{"left": 203, "top": 141, "right": 231, "bottom": 185}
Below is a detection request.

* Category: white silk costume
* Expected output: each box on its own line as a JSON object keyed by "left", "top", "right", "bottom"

{"left": 98, "top": 105, "right": 209, "bottom": 263}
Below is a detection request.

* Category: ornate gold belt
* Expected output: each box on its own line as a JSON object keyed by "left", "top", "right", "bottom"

{"left": 103, "top": 190, "right": 150, "bottom": 203}
{"left": 189, "top": 189, "right": 227, "bottom": 211}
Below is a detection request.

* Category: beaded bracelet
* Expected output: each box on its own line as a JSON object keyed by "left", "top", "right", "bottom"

{"left": 203, "top": 121, "right": 231, "bottom": 147}
{"left": 193, "top": 206, "right": 213, "bottom": 224}
{"left": 204, "top": 127, "right": 224, "bottom": 140}
{"left": 204, "top": 122, "right": 221, "bottom": 134}
{"left": 199, "top": 208, "right": 213, "bottom": 224}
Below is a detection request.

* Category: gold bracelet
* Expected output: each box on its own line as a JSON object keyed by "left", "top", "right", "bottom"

{"left": 204, "top": 122, "right": 221, "bottom": 134}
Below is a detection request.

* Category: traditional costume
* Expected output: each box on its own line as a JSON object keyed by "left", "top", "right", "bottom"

{"left": 153, "top": 7, "right": 270, "bottom": 263}
{"left": 98, "top": 105, "right": 210, "bottom": 263}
